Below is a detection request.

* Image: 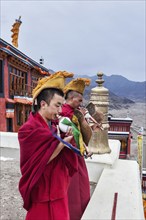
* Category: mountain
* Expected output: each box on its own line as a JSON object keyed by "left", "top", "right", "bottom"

{"left": 75, "top": 74, "right": 146, "bottom": 103}
{"left": 72, "top": 74, "right": 145, "bottom": 110}
{"left": 103, "top": 75, "right": 145, "bottom": 102}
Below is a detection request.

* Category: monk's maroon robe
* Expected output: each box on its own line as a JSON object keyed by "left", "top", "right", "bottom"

{"left": 18, "top": 112, "right": 78, "bottom": 220}
{"left": 61, "top": 104, "right": 90, "bottom": 220}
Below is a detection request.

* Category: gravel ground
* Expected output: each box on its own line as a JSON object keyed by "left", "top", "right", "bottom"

{"left": 0, "top": 160, "right": 26, "bottom": 220}
{"left": 0, "top": 159, "right": 97, "bottom": 220}
{"left": 0, "top": 102, "right": 145, "bottom": 220}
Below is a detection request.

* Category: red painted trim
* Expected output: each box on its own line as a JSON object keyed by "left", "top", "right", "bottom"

{"left": 111, "top": 192, "right": 118, "bottom": 220}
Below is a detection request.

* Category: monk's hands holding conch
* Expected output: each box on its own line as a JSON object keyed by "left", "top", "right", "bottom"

{"left": 63, "top": 135, "right": 73, "bottom": 143}
{"left": 64, "top": 127, "right": 73, "bottom": 137}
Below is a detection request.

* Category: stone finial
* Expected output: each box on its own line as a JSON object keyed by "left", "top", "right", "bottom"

{"left": 89, "top": 71, "right": 111, "bottom": 154}
{"left": 96, "top": 71, "right": 104, "bottom": 87}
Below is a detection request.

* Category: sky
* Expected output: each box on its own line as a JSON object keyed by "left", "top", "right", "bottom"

{"left": 1, "top": 0, "right": 145, "bottom": 82}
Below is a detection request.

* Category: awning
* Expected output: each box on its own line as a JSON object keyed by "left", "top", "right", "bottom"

{"left": 108, "top": 135, "right": 128, "bottom": 139}
{"left": 5, "top": 98, "right": 16, "bottom": 103}
{"left": 14, "top": 98, "right": 32, "bottom": 105}
{"left": 0, "top": 47, "right": 33, "bottom": 68}
{"left": 0, "top": 46, "right": 51, "bottom": 75}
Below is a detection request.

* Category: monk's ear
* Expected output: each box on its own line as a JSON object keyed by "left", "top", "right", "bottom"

{"left": 40, "top": 100, "right": 47, "bottom": 108}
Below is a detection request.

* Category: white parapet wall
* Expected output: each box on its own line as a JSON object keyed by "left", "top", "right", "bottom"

{"left": 83, "top": 139, "right": 144, "bottom": 220}
{"left": 0, "top": 132, "right": 19, "bottom": 149}
{"left": 86, "top": 139, "right": 121, "bottom": 184}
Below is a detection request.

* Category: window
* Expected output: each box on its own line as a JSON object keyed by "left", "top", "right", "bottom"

{"left": 9, "top": 66, "right": 27, "bottom": 96}
{"left": 31, "top": 75, "right": 40, "bottom": 89}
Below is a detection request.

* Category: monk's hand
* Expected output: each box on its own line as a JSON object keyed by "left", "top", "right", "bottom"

{"left": 48, "top": 135, "right": 73, "bottom": 163}
{"left": 65, "top": 127, "right": 73, "bottom": 137}
{"left": 63, "top": 135, "right": 73, "bottom": 144}
{"left": 83, "top": 143, "right": 93, "bottom": 159}
{"left": 91, "top": 123, "right": 100, "bottom": 131}
{"left": 78, "top": 107, "right": 86, "bottom": 116}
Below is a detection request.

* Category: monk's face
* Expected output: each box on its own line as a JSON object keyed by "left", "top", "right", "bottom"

{"left": 71, "top": 93, "right": 83, "bottom": 109}
{"left": 40, "top": 94, "right": 64, "bottom": 121}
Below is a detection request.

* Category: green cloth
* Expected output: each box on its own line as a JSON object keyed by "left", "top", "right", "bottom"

{"left": 61, "top": 118, "right": 80, "bottom": 148}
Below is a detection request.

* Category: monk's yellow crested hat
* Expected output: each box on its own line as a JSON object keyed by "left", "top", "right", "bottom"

{"left": 32, "top": 71, "right": 74, "bottom": 100}
{"left": 64, "top": 78, "right": 91, "bottom": 95}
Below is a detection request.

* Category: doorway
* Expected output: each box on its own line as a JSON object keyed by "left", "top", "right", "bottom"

{"left": 7, "top": 118, "right": 13, "bottom": 132}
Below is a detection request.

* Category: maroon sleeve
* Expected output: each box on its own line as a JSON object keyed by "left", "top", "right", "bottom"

{"left": 18, "top": 122, "right": 59, "bottom": 211}
{"left": 62, "top": 147, "right": 78, "bottom": 177}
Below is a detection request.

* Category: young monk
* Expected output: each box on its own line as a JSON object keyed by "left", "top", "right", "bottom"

{"left": 18, "top": 71, "right": 78, "bottom": 220}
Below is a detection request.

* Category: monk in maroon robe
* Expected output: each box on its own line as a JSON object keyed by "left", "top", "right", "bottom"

{"left": 61, "top": 102, "right": 90, "bottom": 220}
{"left": 18, "top": 87, "right": 78, "bottom": 220}
{"left": 62, "top": 78, "right": 92, "bottom": 220}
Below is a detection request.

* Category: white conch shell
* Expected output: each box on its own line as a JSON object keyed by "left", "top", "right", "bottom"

{"left": 59, "top": 117, "right": 72, "bottom": 133}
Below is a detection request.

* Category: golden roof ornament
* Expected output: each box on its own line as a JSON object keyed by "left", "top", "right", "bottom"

{"left": 11, "top": 16, "right": 22, "bottom": 48}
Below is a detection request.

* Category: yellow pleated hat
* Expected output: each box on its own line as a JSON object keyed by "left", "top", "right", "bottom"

{"left": 32, "top": 71, "right": 74, "bottom": 100}
{"left": 64, "top": 78, "right": 91, "bottom": 95}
